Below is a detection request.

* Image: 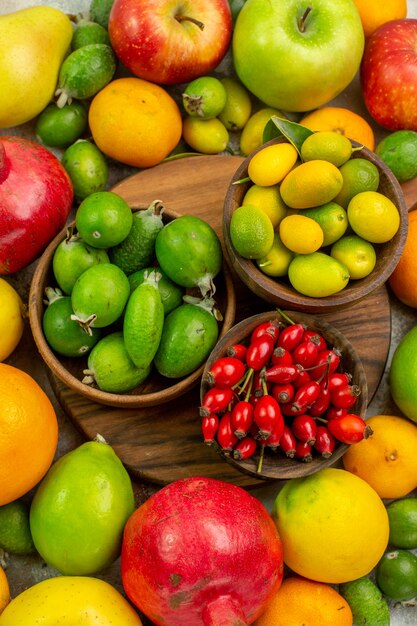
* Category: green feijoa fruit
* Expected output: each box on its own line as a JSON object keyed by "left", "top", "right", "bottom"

{"left": 154, "top": 299, "right": 219, "bottom": 378}
{"left": 71, "top": 262, "right": 130, "bottom": 333}
{"left": 29, "top": 438, "right": 135, "bottom": 575}
{"left": 52, "top": 231, "right": 110, "bottom": 294}
{"left": 35, "top": 101, "right": 88, "bottom": 148}
{"left": 75, "top": 191, "right": 133, "bottom": 249}
{"left": 0, "top": 500, "right": 36, "bottom": 556}
{"left": 123, "top": 270, "right": 164, "bottom": 370}
{"left": 83, "top": 331, "right": 151, "bottom": 392}
{"left": 375, "top": 130, "right": 417, "bottom": 183}
{"left": 387, "top": 497, "right": 417, "bottom": 549}
{"left": 71, "top": 19, "right": 110, "bottom": 50}
{"left": 155, "top": 215, "right": 222, "bottom": 297}
{"left": 182, "top": 76, "right": 227, "bottom": 120}
{"left": 339, "top": 576, "right": 390, "bottom": 626}
{"left": 42, "top": 288, "right": 101, "bottom": 357}
{"left": 375, "top": 549, "right": 417, "bottom": 602}
{"left": 55, "top": 44, "right": 116, "bottom": 108}
{"left": 89, "top": 0, "right": 115, "bottom": 28}
{"left": 109, "top": 200, "right": 164, "bottom": 275}
{"left": 62, "top": 139, "right": 109, "bottom": 202}
{"left": 128, "top": 267, "right": 184, "bottom": 315}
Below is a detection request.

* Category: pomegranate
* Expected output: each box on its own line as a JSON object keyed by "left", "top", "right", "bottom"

{"left": 0, "top": 136, "right": 73, "bottom": 274}
{"left": 121, "top": 476, "right": 284, "bottom": 625}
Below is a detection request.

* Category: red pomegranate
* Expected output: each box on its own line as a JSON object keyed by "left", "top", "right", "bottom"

{"left": 121, "top": 476, "right": 284, "bottom": 625}
{"left": 0, "top": 136, "right": 73, "bottom": 274}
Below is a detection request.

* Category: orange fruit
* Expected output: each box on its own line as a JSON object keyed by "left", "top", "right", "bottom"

{"left": 88, "top": 77, "right": 182, "bottom": 168}
{"left": 352, "top": 0, "right": 407, "bottom": 38}
{"left": 0, "top": 566, "right": 10, "bottom": 615}
{"left": 254, "top": 576, "right": 353, "bottom": 626}
{"left": 342, "top": 414, "right": 417, "bottom": 499}
{"left": 389, "top": 209, "right": 417, "bottom": 307}
{"left": 0, "top": 363, "right": 58, "bottom": 506}
{"left": 300, "top": 107, "right": 375, "bottom": 151}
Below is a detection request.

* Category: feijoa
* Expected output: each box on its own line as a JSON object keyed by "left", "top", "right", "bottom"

{"left": 128, "top": 267, "right": 184, "bottom": 315}
{"left": 36, "top": 101, "right": 88, "bottom": 147}
{"left": 61, "top": 139, "right": 109, "bottom": 202}
{"left": 71, "top": 19, "right": 110, "bottom": 50}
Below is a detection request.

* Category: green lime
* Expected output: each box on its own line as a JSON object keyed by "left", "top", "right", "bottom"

{"left": 71, "top": 263, "right": 130, "bottom": 332}
{"left": 242, "top": 183, "right": 288, "bottom": 228}
{"left": 128, "top": 267, "right": 184, "bottom": 315}
{"left": 303, "top": 202, "right": 348, "bottom": 246}
{"left": 288, "top": 252, "right": 350, "bottom": 297}
{"left": 29, "top": 438, "right": 135, "bottom": 575}
{"left": 61, "top": 139, "right": 109, "bottom": 202}
{"left": 52, "top": 232, "right": 110, "bottom": 294}
{"left": 182, "top": 76, "right": 227, "bottom": 120}
{"left": 229, "top": 204, "right": 274, "bottom": 259}
{"left": 255, "top": 232, "right": 294, "bottom": 277}
{"left": 387, "top": 498, "right": 417, "bottom": 549}
{"left": 83, "top": 331, "right": 151, "bottom": 392}
{"left": 390, "top": 325, "right": 417, "bottom": 423}
{"left": 330, "top": 235, "right": 376, "bottom": 280}
{"left": 89, "top": 0, "right": 115, "bottom": 27}
{"left": 240, "top": 107, "right": 286, "bottom": 156}
{"left": 375, "top": 549, "right": 417, "bottom": 602}
{"left": 376, "top": 130, "right": 417, "bottom": 183}
{"left": 334, "top": 158, "right": 380, "bottom": 208}
{"left": 75, "top": 191, "right": 133, "bottom": 249}
{"left": 339, "top": 576, "right": 390, "bottom": 626}
{"left": 218, "top": 77, "right": 252, "bottom": 131}
{"left": 0, "top": 500, "right": 36, "bottom": 556}
{"left": 182, "top": 116, "right": 229, "bottom": 154}
{"left": 71, "top": 19, "right": 110, "bottom": 50}
{"left": 301, "top": 131, "right": 353, "bottom": 167}
{"left": 42, "top": 288, "right": 101, "bottom": 357}
{"left": 35, "top": 101, "right": 88, "bottom": 148}
{"left": 347, "top": 191, "right": 400, "bottom": 244}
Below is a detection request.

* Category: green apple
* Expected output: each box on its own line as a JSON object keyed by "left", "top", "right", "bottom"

{"left": 232, "top": 0, "right": 365, "bottom": 112}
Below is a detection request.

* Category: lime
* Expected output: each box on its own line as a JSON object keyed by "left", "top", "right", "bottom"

{"left": 75, "top": 191, "right": 133, "bottom": 249}
{"left": 240, "top": 107, "right": 287, "bottom": 156}
{"left": 248, "top": 142, "right": 298, "bottom": 186}
{"left": 303, "top": 202, "right": 348, "bottom": 246}
{"left": 301, "top": 130, "right": 353, "bottom": 167}
{"left": 375, "top": 549, "right": 417, "bottom": 602}
{"left": 71, "top": 263, "right": 130, "bottom": 332}
{"left": 387, "top": 498, "right": 417, "bottom": 549}
{"left": 218, "top": 77, "right": 252, "bottom": 131}
{"left": 71, "top": 19, "right": 110, "bottom": 50}
{"left": 61, "top": 139, "right": 109, "bottom": 202}
{"left": 256, "top": 232, "right": 294, "bottom": 277}
{"left": 376, "top": 130, "right": 417, "bottom": 183}
{"left": 288, "top": 252, "right": 350, "bottom": 297}
{"left": 347, "top": 190, "right": 400, "bottom": 243}
{"left": 42, "top": 289, "right": 101, "bottom": 357}
{"left": 52, "top": 233, "right": 110, "bottom": 294}
{"left": 128, "top": 267, "right": 184, "bottom": 315}
{"left": 242, "top": 184, "right": 288, "bottom": 228}
{"left": 182, "top": 116, "right": 229, "bottom": 154}
{"left": 279, "top": 214, "right": 324, "bottom": 254}
{"left": 83, "top": 331, "right": 151, "bottom": 392}
{"left": 339, "top": 576, "right": 390, "bottom": 626}
{"left": 0, "top": 500, "right": 35, "bottom": 555}
{"left": 330, "top": 235, "right": 376, "bottom": 280}
{"left": 390, "top": 326, "right": 417, "bottom": 423}
{"left": 35, "top": 101, "right": 88, "bottom": 148}
{"left": 229, "top": 204, "right": 274, "bottom": 259}
{"left": 182, "top": 76, "right": 227, "bottom": 120}
{"left": 29, "top": 438, "right": 135, "bottom": 575}
{"left": 334, "top": 158, "right": 380, "bottom": 208}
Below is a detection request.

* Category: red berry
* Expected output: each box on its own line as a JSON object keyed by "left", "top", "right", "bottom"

{"left": 309, "top": 348, "right": 341, "bottom": 380}
{"left": 303, "top": 329, "right": 327, "bottom": 352}
{"left": 251, "top": 319, "right": 280, "bottom": 343}
{"left": 277, "top": 322, "right": 305, "bottom": 351}
{"left": 246, "top": 334, "right": 275, "bottom": 371}
{"left": 294, "top": 440, "right": 313, "bottom": 462}
{"left": 325, "top": 371, "right": 352, "bottom": 391}
{"left": 254, "top": 394, "right": 283, "bottom": 439}
{"left": 232, "top": 436, "right": 257, "bottom": 461}
{"left": 290, "top": 381, "right": 321, "bottom": 414}
{"left": 227, "top": 343, "right": 247, "bottom": 362}
{"left": 206, "top": 356, "right": 246, "bottom": 389}
{"left": 271, "top": 346, "right": 293, "bottom": 367}
{"left": 291, "top": 413, "right": 317, "bottom": 444}
{"left": 314, "top": 425, "right": 336, "bottom": 458}
{"left": 216, "top": 411, "right": 238, "bottom": 452}
{"left": 271, "top": 382, "right": 295, "bottom": 404}
{"left": 199, "top": 387, "right": 234, "bottom": 417}
{"left": 325, "top": 405, "right": 348, "bottom": 421}
{"left": 292, "top": 340, "right": 319, "bottom": 368}
{"left": 262, "top": 364, "right": 300, "bottom": 384}
{"left": 330, "top": 384, "right": 361, "bottom": 410}
{"left": 327, "top": 413, "right": 373, "bottom": 445}
{"left": 231, "top": 400, "right": 254, "bottom": 439}
{"left": 279, "top": 425, "right": 297, "bottom": 458}
{"left": 201, "top": 413, "right": 219, "bottom": 445}
{"left": 309, "top": 381, "right": 331, "bottom": 417}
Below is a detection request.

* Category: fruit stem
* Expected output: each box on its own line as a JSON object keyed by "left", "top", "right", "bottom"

{"left": 277, "top": 309, "right": 295, "bottom": 326}
{"left": 176, "top": 14, "right": 205, "bottom": 30}
{"left": 298, "top": 6, "right": 312, "bottom": 32}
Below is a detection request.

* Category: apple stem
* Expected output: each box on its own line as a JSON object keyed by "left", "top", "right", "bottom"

{"left": 298, "top": 5, "right": 312, "bottom": 32}
{"left": 176, "top": 14, "right": 205, "bottom": 30}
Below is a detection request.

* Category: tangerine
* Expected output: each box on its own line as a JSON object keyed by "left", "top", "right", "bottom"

{"left": 300, "top": 107, "right": 375, "bottom": 151}
{"left": 0, "top": 363, "right": 58, "bottom": 506}
{"left": 254, "top": 576, "right": 353, "bottom": 626}
{"left": 88, "top": 77, "right": 182, "bottom": 168}
{"left": 389, "top": 210, "right": 417, "bottom": 307}
{"left": 352, "top": 0, "right": 407, "bottom": 38}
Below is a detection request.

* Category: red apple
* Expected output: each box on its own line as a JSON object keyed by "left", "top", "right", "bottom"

{"left": 108, "top": 0, "right": 232, "bottom": 85}
{"left": 361, "top": 19, "right": 417, "bottom": 131}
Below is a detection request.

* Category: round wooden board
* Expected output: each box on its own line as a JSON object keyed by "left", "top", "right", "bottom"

{"left": 48, "top": 155, "right": 392, "bottom": 488}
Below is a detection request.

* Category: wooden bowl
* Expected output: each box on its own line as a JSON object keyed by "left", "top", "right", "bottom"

{"left": 223, "top": 138, "right": 408, "bottom": 313}
{"left": 200, "top": 310, "right": 368, "bottom": 481}
{"left": 29, "top": 208, "right": 236, "bottom": 409}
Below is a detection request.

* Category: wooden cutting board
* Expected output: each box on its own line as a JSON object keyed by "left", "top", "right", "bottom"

{"left": 48, "top": 155, "right": 392, "bottom": 488}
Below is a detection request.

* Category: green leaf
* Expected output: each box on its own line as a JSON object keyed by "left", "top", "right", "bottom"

{"left": 263, "top": 116, "right": 314, "bottom": 155}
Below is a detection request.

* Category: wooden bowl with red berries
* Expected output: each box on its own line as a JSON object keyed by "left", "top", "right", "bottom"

{"left": 199, "top": 310, "right": 369, "bottom": 480}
